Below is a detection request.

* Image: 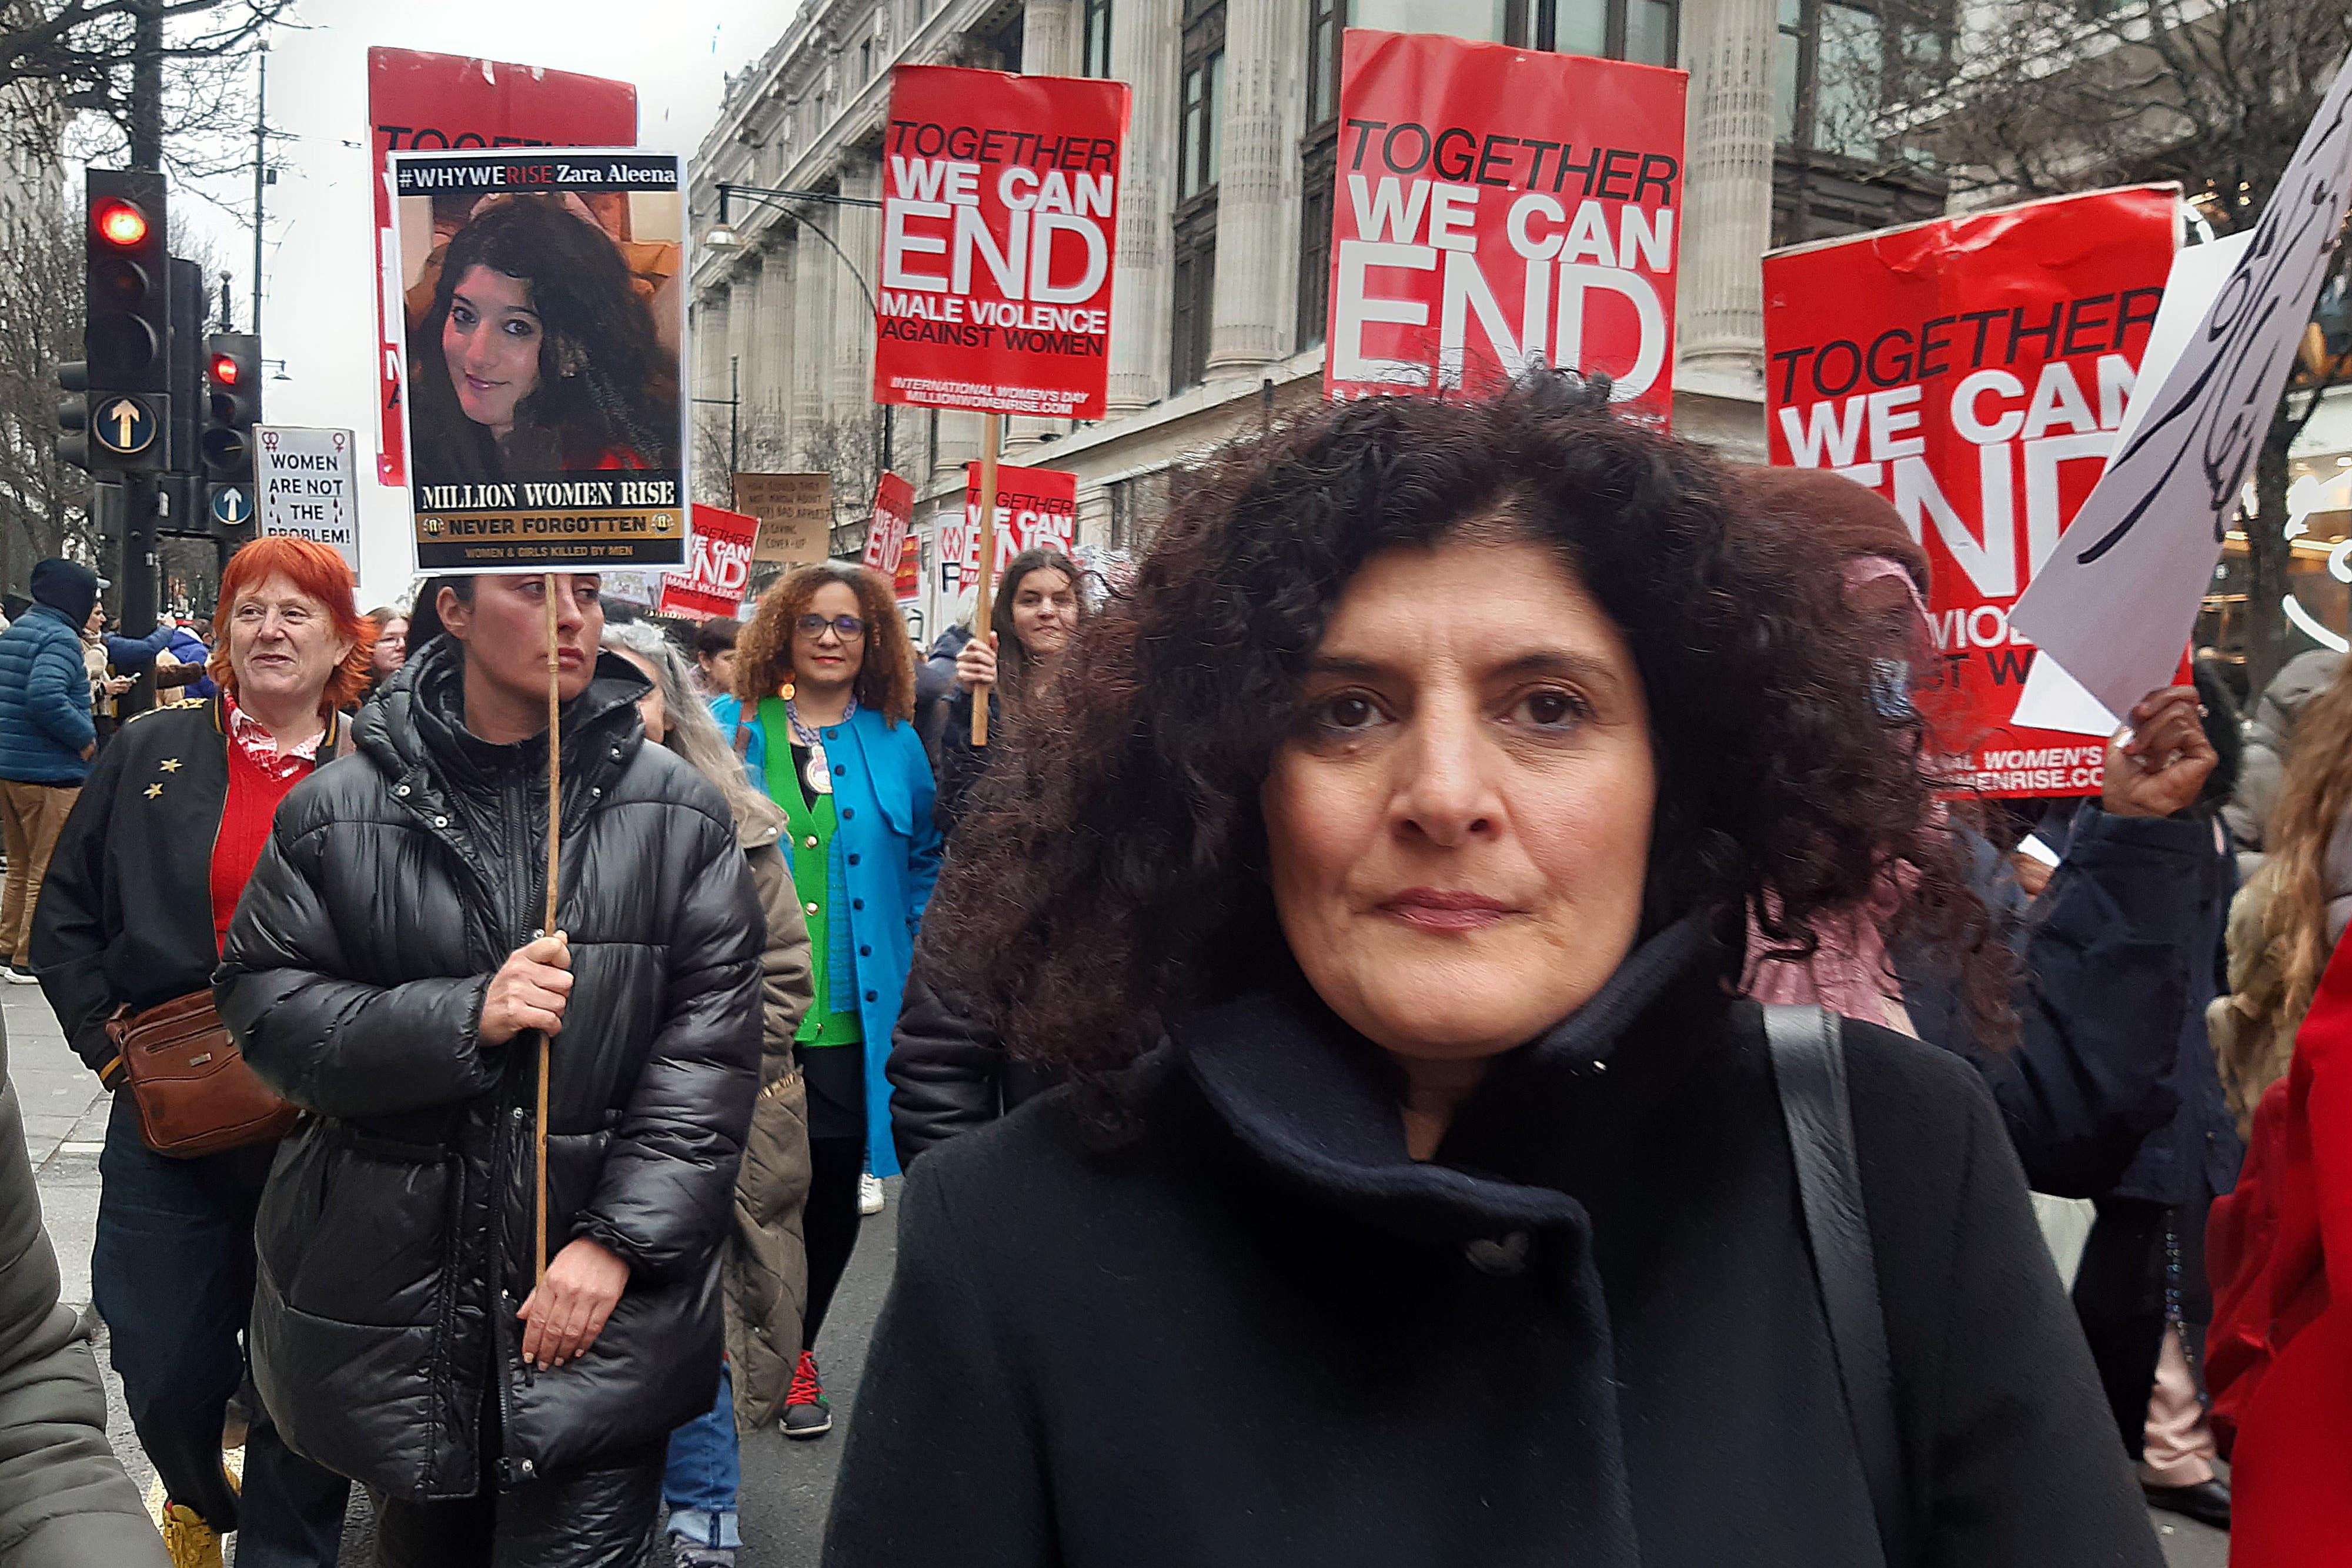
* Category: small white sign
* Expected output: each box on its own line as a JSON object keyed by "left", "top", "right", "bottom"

{"left": 2007, "top": 52, "right": 2352, "bottom": 718}
{"left": 257, "top": 426, "right": 359, "bottom": 570}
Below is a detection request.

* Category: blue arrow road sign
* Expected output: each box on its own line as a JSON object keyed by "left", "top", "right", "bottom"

{"left": 93, "top": 395, "right": 157, "bottom": 456}
{"left": 209, "top": 486, "right": 253, "bottom": 528}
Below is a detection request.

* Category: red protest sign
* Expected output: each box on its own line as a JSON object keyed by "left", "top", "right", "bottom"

{"left": 660, "top": 504, "right": 759, "bottom": 621}
{"left": 940, "top": 464, "right": 1077, "bottom": 604}
{"left": 874, "top": 64, "right": 1130, "bottom": 420}
{"left": 1324, "top": 31, "right": 1686, "bottom": 424}
{"left": 893, "top": 531, "right": 923, "bottom": 602}
{"left": 863, "top": 472, "right": 916, "bottom": 574}
{"left": 1762, "top": 185, "right": 2179, "bottom": 798}
{"left": 368, "top": 49, "right": 638, "bottom": 488}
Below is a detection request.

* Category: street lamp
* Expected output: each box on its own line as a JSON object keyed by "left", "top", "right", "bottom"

{"left": 697, "top": 182, "right": 895, "bottom": 490}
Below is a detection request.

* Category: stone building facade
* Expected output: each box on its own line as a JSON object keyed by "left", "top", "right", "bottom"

{"left": 689, "top": 0, "right": 1945, "bottom": 621}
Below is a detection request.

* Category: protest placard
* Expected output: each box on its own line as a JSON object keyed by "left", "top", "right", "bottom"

{"left": 369, "top": 49, "right": 638, "bottom": 489}
{"left": 1322, "top": 30, "right": 1686, "bottom": 424}
{"left": 873, "top": 64, "right": 1130, "bottom": 422}
{"left": 938, "top": 463, "right": 1077, "bottom": 617}
{"left": 256, "top": 426, "right": 359, "bottom": 572}
{"left": 2007, "top": 52, "right": 2352, "bottom": 721}
{"left": 390, "top": 149, "right": 688, "bottom": 572}
{"left": 659, "top": 504, "right": 759, "bottom": 620}
{"left": 1762, "top": 185, "right": 2179, "bottom": 797}
{"left": 863, "top": 472, "right": 916, "bottom": 574}
{"left": 733, "top": 472, "right": 834, "bottom": 566}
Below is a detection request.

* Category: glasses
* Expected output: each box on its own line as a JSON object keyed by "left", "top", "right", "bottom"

{"left": 796, "top": 614, "right": 864, "bottom": 641}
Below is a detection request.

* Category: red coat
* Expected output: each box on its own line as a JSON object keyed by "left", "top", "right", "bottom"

{"left": 2228, "top": 929, "right": 2352, "bottom": 1564}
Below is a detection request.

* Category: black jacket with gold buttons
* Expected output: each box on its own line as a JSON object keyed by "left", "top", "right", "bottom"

{"left": 32, "top": 696, "right": 349, "bottom": 1083}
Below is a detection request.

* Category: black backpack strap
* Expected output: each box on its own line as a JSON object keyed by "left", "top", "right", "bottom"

{"left": 1764, "top": 1003, "right": 1902, "bottom": 1562}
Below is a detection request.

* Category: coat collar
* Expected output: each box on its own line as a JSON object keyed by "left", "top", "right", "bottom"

{"left": 1173, "top": 912, "right": 1722, "bottom": 1242}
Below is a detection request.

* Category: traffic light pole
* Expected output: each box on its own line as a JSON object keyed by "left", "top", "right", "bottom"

{"left": 118, "top": 472, "right": 159, "bottom": 720}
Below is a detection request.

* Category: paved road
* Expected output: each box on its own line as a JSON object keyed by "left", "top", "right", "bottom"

{"left": 8, "top": 982, "right": 2225, "bottom": 1567}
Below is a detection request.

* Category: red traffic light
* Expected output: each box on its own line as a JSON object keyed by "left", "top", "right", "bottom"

{"left": 93, "top": 199, "right": 149, "bottom": 248}
{"left": 210, "top": 353, "right": 240, "bottom": 386}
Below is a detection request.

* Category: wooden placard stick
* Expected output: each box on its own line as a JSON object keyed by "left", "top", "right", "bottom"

{"left": 534, "top": 573, "right": 561, "bottom": 1286}
{"left": 971, "top": 412, "right": 1002, "bottom": 747}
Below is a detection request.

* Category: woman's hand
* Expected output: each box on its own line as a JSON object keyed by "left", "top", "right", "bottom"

{"left": 954, "top": 633, "right": 998, "bottom": 694}
{"left": 2102, "top": 686, "right": 2217, "bottom": 819}
{"left": 516, "top": 1236, "right": 629, "bottom": 1369}
{"left": 479, "top": 933, "right": 572, "bottom": 1045}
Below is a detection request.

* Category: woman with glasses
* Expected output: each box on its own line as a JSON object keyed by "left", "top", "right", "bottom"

{"left": 716, "top": 564, "right": 940, "bottom": 1442}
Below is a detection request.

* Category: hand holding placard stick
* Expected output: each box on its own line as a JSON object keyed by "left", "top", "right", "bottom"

{"left": 973, "top": 414, "right": 1001, "bottom": 746}
{"left": 537, "top": 574, "right": 560, "bottom": 1285}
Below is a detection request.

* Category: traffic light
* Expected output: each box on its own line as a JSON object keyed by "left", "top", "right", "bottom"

{"left": 81, "top": 170, "right": 170, "bottom": 474}
{"left": 55, "top": 360, "right": 88, "bottom": 471}
{"left": 201, "top": 332, "right": 260, "bottom": 539}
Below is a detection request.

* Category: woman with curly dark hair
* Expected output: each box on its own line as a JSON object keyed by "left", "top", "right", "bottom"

{"left": 408, "top": 197, "right": 679, "bottom": 484}
{"left": 716, "top": 563, "right": 936, "bottom": 1443}
{"left": 823, "top": 376, "right": 2162, "bottom": 1568}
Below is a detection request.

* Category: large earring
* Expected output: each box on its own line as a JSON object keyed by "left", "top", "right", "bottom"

{"left": 781, "top": 678, "right": 795, "bottom": 702}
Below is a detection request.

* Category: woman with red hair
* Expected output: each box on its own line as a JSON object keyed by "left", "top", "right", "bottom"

{"left": 31, "top": 534, "right": 372, "bottom": 1568}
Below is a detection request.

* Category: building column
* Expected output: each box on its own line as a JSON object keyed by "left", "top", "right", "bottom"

{"left": 830, "top": 153, "right": 881, "bottom": 443}
{"left": 1675, "top": 0, "right": 1777, "bottom": 390}
{"left": 753, "top": 241, "right": 796, "bottom": 455}
{"left": 724, "top": 262, "right": 758, "bottom": 467}
{"left": 1022, "top": 0, "right": 1078, "bottom": 75}
{"left": 1204, "top": 0, "right": 1292, "bottom": 383}
{"left": 933, "top": 410, "right": 984, "bottom": 489}
{"left": 1107, "top": 0, "right": 1178, "bottom": 412}
{"left": 790, "top": 221, "right": 834, "bottom": 460}
{"left": 1003, "top": 0, "right": 1085, "bottom": 453}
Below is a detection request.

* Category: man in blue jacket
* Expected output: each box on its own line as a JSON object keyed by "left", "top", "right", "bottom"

{"left": 0, "top": 561, "right": 99, "bottom": 983}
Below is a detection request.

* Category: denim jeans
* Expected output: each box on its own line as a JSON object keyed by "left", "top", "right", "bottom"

{"left": 92, "top": 1092, "right": 350, "bottom": 1565}
{"left": 663, "top": 1362, "right": 741, "bottom": 1549}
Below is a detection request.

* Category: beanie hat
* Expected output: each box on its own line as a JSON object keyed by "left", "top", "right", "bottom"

{"left": 29, "top": 559, "right": 99, "bottom": 628}
{"left": 1735, "top": 466, "right": 1931, "bottom": 595}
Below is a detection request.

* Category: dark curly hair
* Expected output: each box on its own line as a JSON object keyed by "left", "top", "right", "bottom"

{"left": 409, "top": 198, "right": 680, "bottom": 483}
{"left": 734, "top": 562, "right": 917, "bottom": 724}
{"left": 921, "top": 372, "right": 2010, "bottom": 1094}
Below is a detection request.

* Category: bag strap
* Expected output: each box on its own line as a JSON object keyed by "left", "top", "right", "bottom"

{"left": 1764, "top": 1003, "right": 1903, "bottom": 1562}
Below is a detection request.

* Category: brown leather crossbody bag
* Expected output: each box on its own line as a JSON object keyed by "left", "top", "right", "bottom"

{"left": 106, "top": 989, "right": 299, "bottom": 1157}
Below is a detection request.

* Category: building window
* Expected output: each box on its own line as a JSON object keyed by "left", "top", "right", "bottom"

{"left": 1772, "top": 0, "right": 1950, "bottom": 246}
{"left": 1507, "top": 0, "right": 1678, "bottom": 63}
{"left": 1107, "top": 470, "right": 1172, "bottom": 552}
{"left": 1171, "top": 0, "right": 1225, "bottom": 392}
{"left": 1083, "top": 0, "right": 1113, "bottom": 76}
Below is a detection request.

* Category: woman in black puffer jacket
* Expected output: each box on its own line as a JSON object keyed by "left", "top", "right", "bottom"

{"left": 216, "top": 574, "right": 763, "bottom": 1566}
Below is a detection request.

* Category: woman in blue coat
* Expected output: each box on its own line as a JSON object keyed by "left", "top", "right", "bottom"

{"left": 716, "top": 563, "right": 940, "bottom": 1441}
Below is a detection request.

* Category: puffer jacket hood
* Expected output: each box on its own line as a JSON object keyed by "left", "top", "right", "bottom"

{"left": 217, "top": 632, "right": 763, "bottom": 1502}
{"left": 2225, "top": 649, "right": 2344, "bottom": 858}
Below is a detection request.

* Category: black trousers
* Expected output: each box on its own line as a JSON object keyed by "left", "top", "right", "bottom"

{"left": 369, "top": 1445, "right": 664, "bottom": 1567}
{"left": 92, "top": 1092, "right": 350, "bottom": 1564}
{"left": 2072, "top": 1193, "right": 2215, "bottom": 1460}
{"left": 804, "top": 1135, "right": 866, "bottom": 1350}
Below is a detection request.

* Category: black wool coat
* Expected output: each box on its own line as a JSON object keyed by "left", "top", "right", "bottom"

{"left": 215, "top": 643, "right": 763, "bottom": 1499}
{"left": 826, "top": 918, "right": 2163, "bottom": 1568}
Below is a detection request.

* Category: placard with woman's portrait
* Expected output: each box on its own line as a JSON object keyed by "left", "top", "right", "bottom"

{"left": 389, "top": 148, "right": 689, "bottom": 571}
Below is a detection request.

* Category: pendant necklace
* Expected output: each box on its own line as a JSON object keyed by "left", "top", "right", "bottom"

{"left": 786, "top": 693, "right": 856, "bottom": 798}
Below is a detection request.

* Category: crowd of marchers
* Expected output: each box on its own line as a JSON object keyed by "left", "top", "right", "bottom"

{"left": 0, "top": 372, "right": 2348, "bottom": 1565}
